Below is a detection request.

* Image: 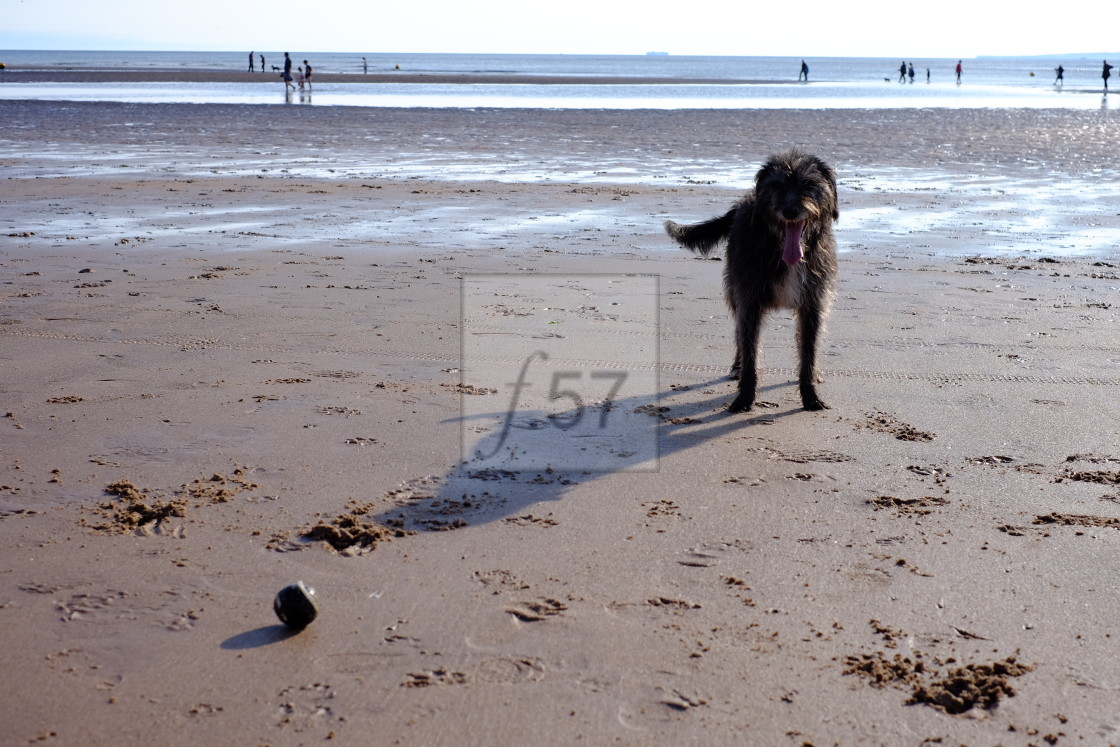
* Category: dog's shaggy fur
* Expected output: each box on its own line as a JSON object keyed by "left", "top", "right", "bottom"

{"left": 664, "top": 148, "right": 839, "bottom": 413}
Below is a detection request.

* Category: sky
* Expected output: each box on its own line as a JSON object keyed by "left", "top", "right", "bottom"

{"left": 2, "top": 0, "right": 1118, "bottom": 59}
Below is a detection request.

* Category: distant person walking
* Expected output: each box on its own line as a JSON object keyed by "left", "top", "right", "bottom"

{"left": 248, "top": 51, "right": 255, "bottom": 73}
{"left": 899, "top": 61, "right": 907, "bottom": 83}
{"left": 908, "top": 62, "right": 915, "bottom": 83}
{"left": 362, "top": 56, "right": 368, "bottom": 74}
{"left": 1103, "top": 60, "right": 1114, "bottom": 91}
{"left": 926, "top": 67, "right": 930, "bottom": 83}
{"left": 283, "top": 52, "right": 294, "bottom": 90}
{"left": 955, "top": 60, "right": 963, "bottom": 84}
{"left": 303, "top": 60, "right": 313, "bottom": 90}
{"left": 260, "top": 53, "right": 264, "bottom": 72}
{"left": 799, "top": 60, "right": 809, "bottom": 81}
{"left": 1054, "top": 64, "right": 1064, "bottom": 85}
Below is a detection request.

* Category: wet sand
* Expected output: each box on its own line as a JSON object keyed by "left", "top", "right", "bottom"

{"left": 2, "top": 99, "right": 1120, "bottom": 745}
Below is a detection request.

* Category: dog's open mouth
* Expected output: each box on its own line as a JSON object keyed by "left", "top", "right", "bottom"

{"left": 782, "top": 220, "right": 806, "bottom": 266}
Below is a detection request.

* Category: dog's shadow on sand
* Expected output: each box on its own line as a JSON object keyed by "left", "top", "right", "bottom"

{"left": 368, "top": 377, "right": 810, "bottom": 533}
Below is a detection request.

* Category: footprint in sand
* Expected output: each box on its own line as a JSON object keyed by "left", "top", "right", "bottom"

{"left": 676, "top": 539, "right": 753, "bottom": 568}
{"left": 474, "top": 656, "right": 546, "bottom": 684}
{"left": 506, "top": 598, "right": 567, "bottom": 622}
{"left": 502, "top": 513, "right": 558, "bottom": 527}
{"left": 402, "top": 669, "right": 469, "bottom": 688}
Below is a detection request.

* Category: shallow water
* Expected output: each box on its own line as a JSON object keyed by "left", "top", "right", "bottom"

{"left": 3, "top": 50, "right": 1118, "bottom": 110}
{"left": 2, "top": 79, "right": 1117, "bottom": 110}
{"left": 27, "top": 165, "right": 1113, "bottom": 259}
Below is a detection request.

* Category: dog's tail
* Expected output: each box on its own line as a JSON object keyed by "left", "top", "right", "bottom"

{"left": 663, "top": 208, "right": 736, "bottom": 256}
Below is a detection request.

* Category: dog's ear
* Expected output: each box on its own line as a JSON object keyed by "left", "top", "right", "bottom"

{"left": 814, "top": 157, "right": 840, "bottom": 220}
{"left": 754, "top": 157, "right": 777, "bottom": 189}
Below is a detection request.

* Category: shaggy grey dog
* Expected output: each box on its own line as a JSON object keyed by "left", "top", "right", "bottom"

{"left": 665, "top": 148, "right": 839, "bottom": 413}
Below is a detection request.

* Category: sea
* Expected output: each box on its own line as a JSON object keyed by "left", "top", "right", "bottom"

{"left": 2, "top": 49, "right": 1118, "bottom": 110}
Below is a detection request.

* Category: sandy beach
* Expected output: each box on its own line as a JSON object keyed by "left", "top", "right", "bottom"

{"left": 2, "top": 94, "right": 1120, "bottom": 745}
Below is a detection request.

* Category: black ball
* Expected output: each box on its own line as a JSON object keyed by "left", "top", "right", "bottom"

{"left": 274, "top": 581, "right": 319, "bottom": 630}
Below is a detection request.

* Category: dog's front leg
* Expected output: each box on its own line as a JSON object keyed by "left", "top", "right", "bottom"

{"left": 796, "top": 305, "right": 829, "bottom": 411}
{"left": 727, "top": 305, "right": 762, "bottom": 413}
{"left": 726, "top": 297, "right": 741, "bottom": 379}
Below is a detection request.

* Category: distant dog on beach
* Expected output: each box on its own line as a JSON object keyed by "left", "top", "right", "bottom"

{"left": 664, "top": 148, "right": 839, "bottom": 413}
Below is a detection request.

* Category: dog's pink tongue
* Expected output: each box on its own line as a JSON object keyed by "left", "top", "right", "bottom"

{"left": 782, "top": 221, "right": 805, "bottom": 266}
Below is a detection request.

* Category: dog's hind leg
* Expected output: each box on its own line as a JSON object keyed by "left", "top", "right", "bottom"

{"left": 727, "top": 304, "right": 763, "bottom": 413}
{"left": 727, "top": 297, "right": 741, "bottom": 378}
{"left": 795, "top": 305, "right": 829, "bottom": 411}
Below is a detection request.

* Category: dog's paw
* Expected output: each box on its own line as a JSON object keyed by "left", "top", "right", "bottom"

{"left": 802, "top": 398, "right": 830, "bottom": 412}
{"left": 727, "top": 394, "right": 754, "bottom": 413}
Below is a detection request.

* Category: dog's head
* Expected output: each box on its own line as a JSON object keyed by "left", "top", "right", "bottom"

{"left": 754, "top": 149, "right": 838, "bottom": 265}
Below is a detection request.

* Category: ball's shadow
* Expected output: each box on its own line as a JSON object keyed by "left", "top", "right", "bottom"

{"left": 220, "top": 624, "right": 298, "bottom": 650}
